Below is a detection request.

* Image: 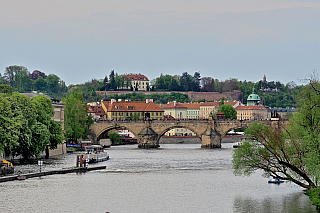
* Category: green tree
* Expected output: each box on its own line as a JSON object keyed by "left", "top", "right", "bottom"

{"left": 63, "top": 91, "right": 93, "bottom": 142}
{"left": 108, "top": 131, "right": 121, "bottom": 144}
{"left": 32, "top": 95, "right": 63, "bottom": 150}
{"left": 218, "top": 104, "right": 237, "bottom": 119}
{"left": 109, "top": 70, "right": 116, "bottom": 90}
{"left": 0, "top": 96, "right": 20, "bottom": 155}
{"left": 35, "top": 76, "right": 47, "bottom": 92}
{"left": 0, "top": 84, "right": 13, "bottom": 94}
{"left": 232, "top": 79, "right": 320, "bottom": 199}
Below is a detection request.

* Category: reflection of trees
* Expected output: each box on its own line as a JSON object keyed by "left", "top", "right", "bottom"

{"left": 233, "top": 192, "right": 317, "bottom": 213}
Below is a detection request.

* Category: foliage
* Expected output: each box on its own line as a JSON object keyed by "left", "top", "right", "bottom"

{"left": 305, "top": 187, "right": 320, "bottom": 208}
{"left": 108, "top": 131, "right": 121, "bottom": 144}
{"left": 63, "top": 91, "right": 94, "bottom": 142}
{"left": 218, "top": 104, "right": 237, "bottom": 119}
{"left": 0, "top": 92, "right": 63, "bottom": 159}
{"left": 233, "top": 80, "right": 320, "bottom": 190}
{"left": 107, "top": 91, "right": 190, "bottom": 104}
{"left": 0, "top": 96, "right": 20, "bottom": 155}
{"left": 0, "top": 84, "right": 13, "bottom": 94}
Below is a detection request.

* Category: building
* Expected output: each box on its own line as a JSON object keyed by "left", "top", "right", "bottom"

{"left": 199, "top": 101, "right": 240, "bottom": 119}
{"left": 126, "top": 73, "right": 150, "bottom": 91}
{"left": 186, "top": 103, "right": 202, "bottom": 119}
{"left": 160, "top": 101, "right": 188, "bottom": 119}
{"left": 235, "top": 105, "right": 268, "bottom": 120}
{"left": 200, "top": 102, "right": 219, "bottom": 119}
{"left": 267, "top": 107, "right": 298, "bottom": 120}
{"left": 160, "top": 101, "right": 196, "bottom": 136}
{"left": 87, "top": 104, "right": 106, "bottom": 120}
{"left": 101, "top": 99, "right": 163, "bottom": 120}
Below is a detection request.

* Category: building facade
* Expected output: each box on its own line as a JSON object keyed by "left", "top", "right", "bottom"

{"left": 101, "top": 99, "right": 163, "bottom": 120}
{"left": 235, "top": 105, "right": 268, "bottom": 120}
{"left": 126, "top": 73, "right": 150, "bottom": 91}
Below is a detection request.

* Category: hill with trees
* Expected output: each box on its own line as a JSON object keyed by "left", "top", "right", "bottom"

{"left": 0, "top": 65, "right": 301, "bottom": 107}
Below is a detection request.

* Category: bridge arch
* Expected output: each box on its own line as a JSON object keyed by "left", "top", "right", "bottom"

{"left": 96, "top": 125, "right": 138, "bottom": 141}
{"left": 156, "top": 125, "right": 201, "bottom": 144}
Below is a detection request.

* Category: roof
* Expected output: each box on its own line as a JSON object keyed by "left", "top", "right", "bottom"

{"left": 161, "top": 102, "right": 188, "bottom": 109}
{"left": 110, "top": 101, "right": 163, "bottom": 112}
{"left": 200, "top": 102, "right": 220, "bottom": 107}
{"left": 88, "top": 105, "right": 105, "bottom": 115}
{"left": 126, "top": 74, "right": 149, "bottom": 81}
{"left": 235, "top": 106, "right": 267, "bottom": 111}
{"left": 185, "top": 103, "right": 203, "bottom": 109}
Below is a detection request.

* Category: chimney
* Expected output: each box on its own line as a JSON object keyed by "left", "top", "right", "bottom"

{"left": 118, "top": 99, "right": 122, "bottom": 102}
{"left": 173, "top": 101, "right": 176, "bottom": 106}
{"left": 146, "top": 99, "right": 153, "bottom": 104}
{"left": 111, "top": 99, "right": 116, "bottom": 105}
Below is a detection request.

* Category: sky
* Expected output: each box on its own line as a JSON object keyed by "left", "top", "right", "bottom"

{"left": 0, "top": 0, "right": 319, "bottom": 86}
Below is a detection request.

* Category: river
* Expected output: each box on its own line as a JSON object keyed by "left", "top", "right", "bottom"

{"left": 1, "top": 143, "right": 318, "bottom": 213}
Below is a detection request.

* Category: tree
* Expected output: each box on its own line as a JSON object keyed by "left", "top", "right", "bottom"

{"left": 218, "top": 104, "right": 237, "bottom": 119}
{"left": 34, "top": 76, "right": 47, "bottom": 92}
{"left": 108, "top": 131, "right": 121, "bottom": 144}
{"left": 109, "top": 70, "right": 116, "bottom": 90}
{"left": 232, "top": 79, "right": 320, "bottom": 194}
{"left": 0, "top": 96, "right": 20, "bottom": 156}
{"left": 32, "top": 95, "right": 63, "bottom": 150}
{"left": 63, "top": 91, "right": 93, "bottom": 142}
{"left": 0, "top": 84, "right": 13, "bottom": 94}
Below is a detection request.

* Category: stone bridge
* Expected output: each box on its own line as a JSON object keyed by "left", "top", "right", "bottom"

{"left": 88, "top": 119, "right": 288, "bottom": 149}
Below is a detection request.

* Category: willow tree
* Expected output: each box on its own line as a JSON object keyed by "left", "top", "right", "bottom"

{"left": 233, "top": 80, "right": 320, "bottom": 190}
{"left": 233, "top": 79, "right": 320, "bottom": 207}
{"left": 63, "top": 91, "right": 93, "bottom": 142}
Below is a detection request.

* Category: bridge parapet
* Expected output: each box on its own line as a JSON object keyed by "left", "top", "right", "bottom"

{"left": 88, "top": 119, "right": 288, "bottom": 149}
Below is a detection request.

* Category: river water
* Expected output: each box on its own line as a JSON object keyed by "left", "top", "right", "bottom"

{"left": 1, "top": 143, "right": 318, "bottom": 213}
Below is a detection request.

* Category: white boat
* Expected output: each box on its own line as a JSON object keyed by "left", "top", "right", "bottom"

{"left": 268, "top": 179, "right": 284, "bottom": 184}
{"left": 83, "top": 145, "right": 109, "bottom": 163}
{"left": 233, "top": 142, "right": 242, "bottom": 148}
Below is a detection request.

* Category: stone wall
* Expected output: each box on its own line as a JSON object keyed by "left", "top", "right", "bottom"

{"left": 48, "top": 143, "right": 67, "bottom": 157}
{"left": 96, "top": 90, "right": 242, "bottom": 102}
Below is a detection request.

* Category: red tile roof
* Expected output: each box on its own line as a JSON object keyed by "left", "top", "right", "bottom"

{"left": 126, "top": 74, "right": 149, "bottom": 81}
{"left": 161, "top": 102, "right": 188, "bottom": 109}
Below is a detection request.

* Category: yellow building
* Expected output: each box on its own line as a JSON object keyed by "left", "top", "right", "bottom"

{"left": 126, "top": 73, "right": 150, "bottom": 91}
{"left": 235, "top": 105, "right": 268, "bottom": 120}
{"left": 101, "top": 99, "right": 163, "bottom": 120}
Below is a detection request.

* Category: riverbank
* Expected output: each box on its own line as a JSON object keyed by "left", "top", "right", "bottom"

{"left": 0, "top": 165, "right": 106, "bottom": 183}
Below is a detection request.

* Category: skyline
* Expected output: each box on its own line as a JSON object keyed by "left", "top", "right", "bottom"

{"left": 1, "top": 1, "right": 319, "bottom": 86}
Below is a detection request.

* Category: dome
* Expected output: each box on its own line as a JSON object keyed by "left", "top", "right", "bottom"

{"left": 247, "top": 94, "right": 260, "bottom": 101}
{"left": 247, "top": 88, "right": 261, "bottom": 106}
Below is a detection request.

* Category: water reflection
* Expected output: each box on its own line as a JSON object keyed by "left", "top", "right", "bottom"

{"left": 233, "top": 191, "right": 316, "bottom": 213}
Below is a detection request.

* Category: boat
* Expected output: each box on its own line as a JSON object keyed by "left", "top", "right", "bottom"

{"left": 268, "top": 179, "right": 284, "bottom": 184}
{"left": 83, "top": 145, "right": 109, "bottom": 163}
{"left": 233, "top": 141, "right": 242, "bottom": 148}
{"left": 16, "top": 175, "right": 26, "bottom": 180}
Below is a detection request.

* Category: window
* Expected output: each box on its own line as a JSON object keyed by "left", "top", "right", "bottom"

{"left": 156, "top": 112, "right": 158, "bottom": 116}
{"left": 152, "top": 112, "right": 154, "bottom": 116}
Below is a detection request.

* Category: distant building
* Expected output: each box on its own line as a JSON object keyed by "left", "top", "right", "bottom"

{"left": 101, "top": 99, "right": 163, "bottom": 120}
{"left": 126, "top": 73, "right": 150, "bottom": 91}
{"left": 160, "top": 101, "right": 187, "bottom": 119}
{"left": 235, "top": 105, "right": 268, "bottom": 120}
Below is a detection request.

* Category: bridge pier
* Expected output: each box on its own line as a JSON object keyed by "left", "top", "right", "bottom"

{"left": 201, "top": 128, "right": 221, "bottom": 149}
{"left": 137, "top": 127, "right": 159, "bottom": 149}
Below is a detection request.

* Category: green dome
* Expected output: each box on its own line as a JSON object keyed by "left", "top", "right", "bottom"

{"left": 247, "top": 94, "right": 260, "bottom": 101}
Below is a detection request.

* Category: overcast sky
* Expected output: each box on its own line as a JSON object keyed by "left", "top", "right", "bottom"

{"left": 1, "top": 0, "right": 319, "bottom": 85}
